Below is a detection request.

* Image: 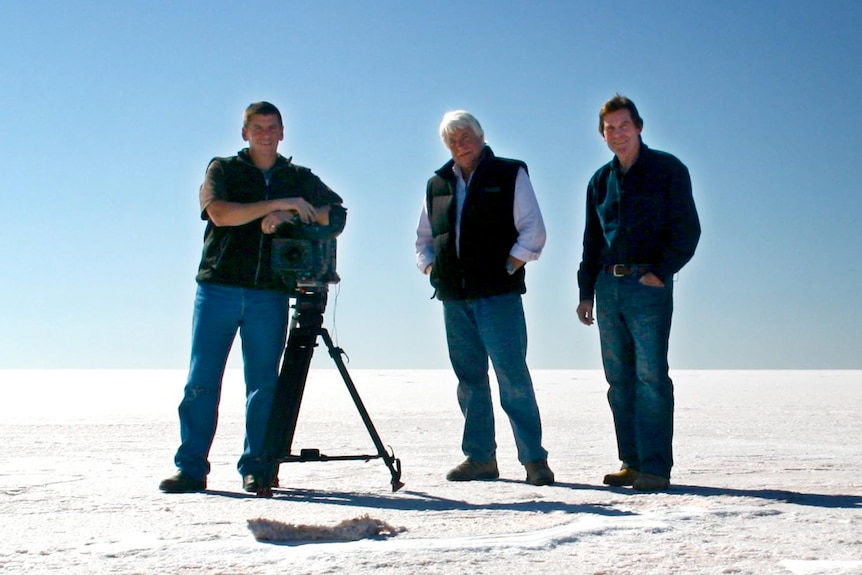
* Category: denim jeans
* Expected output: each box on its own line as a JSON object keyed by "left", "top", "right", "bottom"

{"left": 442, "top": 292, "right": 547, "bottom": 465}
{"left": 596, "top": 272, "right": 675, "bottom": 478}
{"left": 174, "top": 282, "right": 289, "bottom": 480}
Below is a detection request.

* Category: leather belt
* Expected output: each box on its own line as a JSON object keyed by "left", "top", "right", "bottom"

{"left": 604, "top": 264, "right": 650, "bottom": 277}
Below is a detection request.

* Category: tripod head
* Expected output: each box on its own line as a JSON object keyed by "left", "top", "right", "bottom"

{"left": 292, "top": 287, "right": 329, "bottom": 319}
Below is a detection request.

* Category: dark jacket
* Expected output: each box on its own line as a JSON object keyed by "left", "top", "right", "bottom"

{"left": 426, "top": 147, "right": 527, "bottom": 300}
{"left": 578, "top": 142, "right": 701, "bottom": 301}
{"left": 196, "top": 150, "right": 341, "bottom": 289}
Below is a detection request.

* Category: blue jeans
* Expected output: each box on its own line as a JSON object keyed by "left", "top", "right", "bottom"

{"left": 442, "top": 293, "right": 547, "bottom": 464}
{"left": 596, "top": 272, "right": 675, "bottom": 478}
{"left": 174, "top": 283, "right": 289, "bottom": 480}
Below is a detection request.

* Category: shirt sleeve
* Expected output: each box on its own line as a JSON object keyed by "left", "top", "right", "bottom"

{"left": 653, "top": 160, "right": 701, "bottom": 282}
{"left": 300, "top": 168, "right": 343, "bottom": 207}
{"left": 577, "top": 174, "right": 604, "bottom": 302}
{"left": 510, "top": 167, "right": 546, "bottom": 262}
{"left": 415, "top": 199, "right": 435, "bottom": 272}
{"left": 198, "top": 159, "right": 227, "bottom": 220}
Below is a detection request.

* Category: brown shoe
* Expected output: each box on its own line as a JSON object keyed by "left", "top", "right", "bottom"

{"left": 602, "top": 467, "right": 639, "bottom": 487}
{"left": 524, "top": 459, "right": 555, "bottom": 486}
{"left": 633, "top": 473, "right": 670, "bottom": 492}
{"left": 446, "top": 459, "right": 499, "bottom": 481}
{"left": 159, "top": 472, "right": 206, "bottom": 493}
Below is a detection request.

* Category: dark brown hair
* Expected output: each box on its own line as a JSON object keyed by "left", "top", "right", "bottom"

{"left": 244, "top": 101, "right": 283, "bottom": 127}
{"left": 599, "top": 94, "right": 643, "bottom": 134}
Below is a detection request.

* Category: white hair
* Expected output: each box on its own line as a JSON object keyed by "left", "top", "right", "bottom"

{"left": 439, "top": 110, "right": 484, "bottom": 143}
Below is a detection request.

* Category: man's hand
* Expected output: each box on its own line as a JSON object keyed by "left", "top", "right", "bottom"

{"left": 261, "top": 198, "right": 322, "bottom": 234}
{"left": 639, "top": 272, "right": 665, "bottom": 288}
{"left": 576, "top": 300, "right": 594, "bottom": 326}
{"left": 261, "top": 210, "right": 293, "bottom": 234}
{"left": 207, "top": 197, "right": 316, "bottom": 229}
{"left": 276, "top": 197, "right": 317, "bottom": 224}
{"left": 506, "top": 256, "right": 525, "bottom": 275}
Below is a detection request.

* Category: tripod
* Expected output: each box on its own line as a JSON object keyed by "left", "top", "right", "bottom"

{"left": 256, "top": 287, "right": 403, "bottom": 498}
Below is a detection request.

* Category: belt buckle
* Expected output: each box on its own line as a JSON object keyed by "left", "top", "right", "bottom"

{"left": 612, "top": 264, "right": 626, "bottom": 277}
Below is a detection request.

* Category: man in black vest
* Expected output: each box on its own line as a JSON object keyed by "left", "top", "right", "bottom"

{"left": 160, "top": 102, "right": 342, "bottom": 494}
{"left": 415, "top": 110, "right": 554, "bottom": 486}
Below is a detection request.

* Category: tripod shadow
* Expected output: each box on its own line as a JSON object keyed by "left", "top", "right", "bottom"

{"left": 282, "top": 487, "right": 636, "bottom": 517}
{"left": 206, "top": 482, "right": 635, "bottom": 517}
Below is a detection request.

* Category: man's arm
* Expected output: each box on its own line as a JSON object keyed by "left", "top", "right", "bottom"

{"left": 415, "top": 201, "right": 435, "bottom": 274}
{"left": 577, "top": 173, "right": 605, "bottom": 302}
{"left": 207, "top": 197, "right": 318, "bottom": 228}
{"left": 199, "top": 158, "right": 319, "bottom": 228}
{"left": 652, "top": 160, "right": 701, "bottom": 282}
{"left": 509, "top": 167, "right": 546, "bottom": 272}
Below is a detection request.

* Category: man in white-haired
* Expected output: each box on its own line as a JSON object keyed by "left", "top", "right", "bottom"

{"left": 415, "top": 110, "right": 554, "bottom": 486}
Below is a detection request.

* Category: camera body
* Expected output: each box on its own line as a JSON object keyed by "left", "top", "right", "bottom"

{"left": 270, "top": 204, "right": 346, "bottom": 293}
{"left": 272, "top": 237, "right": 339, "bottom": 291}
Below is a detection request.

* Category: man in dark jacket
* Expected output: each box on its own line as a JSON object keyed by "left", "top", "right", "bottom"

{"left": 415, "top": 110, "right": 554, "bottom": 486}
{"left": 576, "top": 94, "right": 701, "bottom": 492}
{"left": 160, "top": 102, "right": 342, "bottom": 494}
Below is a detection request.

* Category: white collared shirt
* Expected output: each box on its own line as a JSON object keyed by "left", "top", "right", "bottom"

{"left": 415, "top": 166, "right": 546, "bottom": 272}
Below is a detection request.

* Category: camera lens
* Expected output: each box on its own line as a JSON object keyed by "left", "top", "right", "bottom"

{"left": 284, "top": 246, "right": 305, "bottom": 264}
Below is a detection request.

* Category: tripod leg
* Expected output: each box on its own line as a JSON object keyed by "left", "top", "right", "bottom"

{"left": 257, "top": 299, "right": 322, "bottom": 497}
{"left": 319, "top": 328, "right": 404, "bottom": 492}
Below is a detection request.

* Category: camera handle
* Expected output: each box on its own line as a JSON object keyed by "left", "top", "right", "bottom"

{"left": 256, "top": 289, "right": 404, "bottom": 497}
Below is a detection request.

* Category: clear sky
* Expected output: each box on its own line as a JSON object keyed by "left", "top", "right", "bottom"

{"left": 1, "top": 1, "right": 860, "bottom": 370}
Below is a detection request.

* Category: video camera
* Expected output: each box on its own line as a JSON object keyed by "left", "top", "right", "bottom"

{"left": 258, "top": 202, "right": 403, "bottom": 496}
{"left": 271, "top": 204, "right": 347, "bottom": 293}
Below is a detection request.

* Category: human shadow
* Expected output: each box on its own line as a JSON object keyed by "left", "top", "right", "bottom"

{"left": 666, "top": 483, "right": 862, "bottom": 509}
{"left": 202, "top": 489, "right": 260, "bottom": 500}
{"left": 203, "top": 480, "right": 860, "bottom": 510}
{"left": 599, "top": 482, "right": 862, "bottom": 509}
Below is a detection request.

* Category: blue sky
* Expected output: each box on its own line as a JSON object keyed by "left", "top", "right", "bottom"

{"left": 1, "top": 1, "right": 860, "bottom": 370}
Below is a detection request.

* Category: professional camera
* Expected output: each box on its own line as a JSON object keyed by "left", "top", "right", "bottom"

{"left": 259, "top": 200, "right": 402, "bottom": 497}
{"left": 271, "top": 204, "right": 346, "bottom": 293}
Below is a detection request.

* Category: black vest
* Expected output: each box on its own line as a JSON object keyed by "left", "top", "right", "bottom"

{"left": 426, "top": 147, "right": 527, "bottom": 300}
{"left": 196, "top": 152, "right": 340, "bottom": 289}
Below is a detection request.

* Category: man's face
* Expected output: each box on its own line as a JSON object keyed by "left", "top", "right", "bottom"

{"left": 602, "top": 108, "right": 642, "bottom": 166}
{"left": 242, "top": 113, "right": 284, "bottom": 155}
{"left": 445, "top": 127, "right": 484, "bottom": 176}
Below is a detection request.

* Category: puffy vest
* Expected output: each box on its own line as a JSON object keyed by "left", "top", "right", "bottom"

{"left": 426, "top": 147, "right": 527, "bottom": 300}
{"left": 196, "top": 152, "right": 340, "bottom": 289}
